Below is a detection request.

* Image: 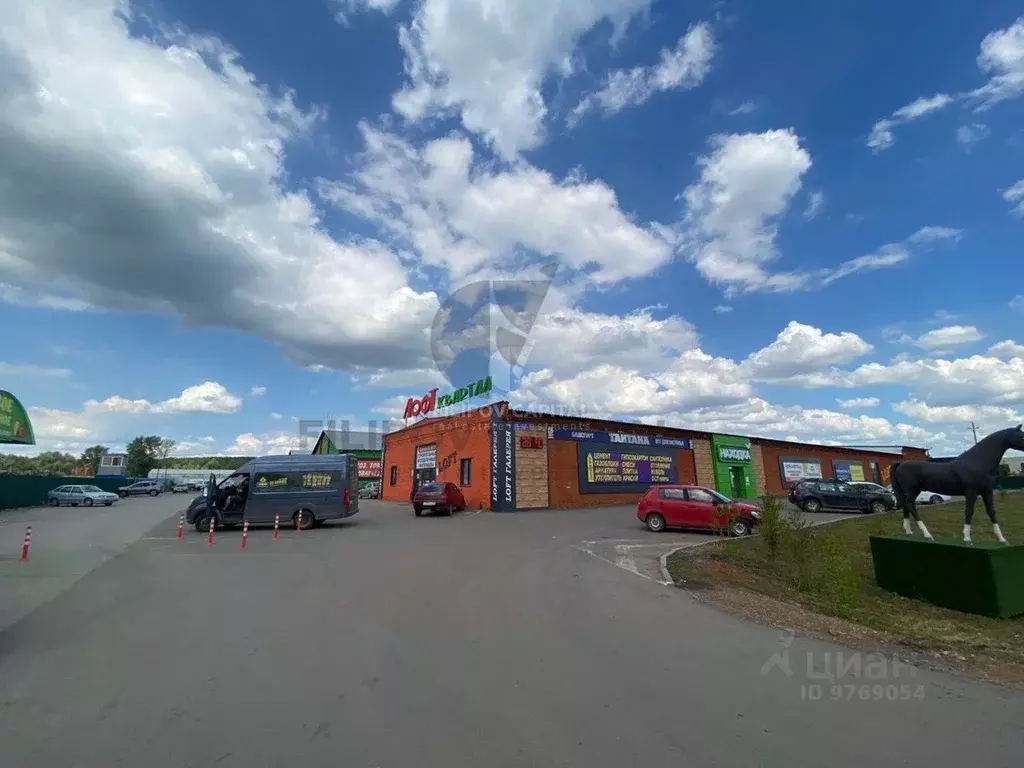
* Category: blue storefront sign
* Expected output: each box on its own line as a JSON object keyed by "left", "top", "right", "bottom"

{"left": 548, "top": 428, "right": 690, "bottom": 450}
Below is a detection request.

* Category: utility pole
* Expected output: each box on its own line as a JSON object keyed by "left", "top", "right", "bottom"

{"left": 971, "top": 422, "right": 978, "bottom": 444}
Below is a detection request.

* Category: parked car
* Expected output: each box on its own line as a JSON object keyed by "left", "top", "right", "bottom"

{"left": 789, "top": 480, "right": 893, "bottom": 514}
{"left": 919, "top": 491, "right": 952, "bottom": 504}
{"left": 898, "top": 488, "right": 952, "bottom": 505}
{"left": 412, "top": 482, "right": 465, "bottom": 516}
{"left": 117, "top": 480, "right": 162, "bottom": 498}
{"left": 358, "top": 483, "right": 380, "bottom": 500}
{"left": 848, "top": 481, "right": 897, "bottom": 507}
{"left": 172, "top": 482, "right": 191, "bottom": 494}
{"left": 637, "top": 485, "right": 761, "bottom": 536}
{"left": 47, "top": 484, "right": 119, "bottom": 507}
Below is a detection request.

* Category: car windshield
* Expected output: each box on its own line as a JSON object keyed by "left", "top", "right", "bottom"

{"left": 709, "top": 490, "right": 732, "bottom": 504}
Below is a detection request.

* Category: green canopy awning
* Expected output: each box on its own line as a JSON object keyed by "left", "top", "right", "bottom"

{"left": 0, "top": 390, "right": 35, "bottom": 445}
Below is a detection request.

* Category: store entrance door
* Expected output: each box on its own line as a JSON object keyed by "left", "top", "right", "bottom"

{"left": 413, "top": 467, "right": 436, "bottom": 495}
{"left": 729, "top": 466, "right": 745, "bottom": 499}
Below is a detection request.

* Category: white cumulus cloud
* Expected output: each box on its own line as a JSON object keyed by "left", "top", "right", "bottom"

{"left": 391, "top": 0, "right": 654, "bottom": 158}
{"left": 569, "top": 22, "right": 715, "bottom": 125}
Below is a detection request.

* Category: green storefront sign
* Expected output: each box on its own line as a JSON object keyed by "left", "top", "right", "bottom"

{"left": 711, "top": 434, "right": 753, "bottom": 500}
{"left": 0, "top": 390, "right": 35, "bottom": 445}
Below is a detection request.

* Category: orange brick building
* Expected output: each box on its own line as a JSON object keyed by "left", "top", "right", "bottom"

{"left": 381, "top": 401, "right": 929, "bottom": 511}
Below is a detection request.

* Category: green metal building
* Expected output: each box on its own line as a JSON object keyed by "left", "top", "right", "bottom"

{"left": 311, "top": 430, "right": 383, "bottom": 492}
{"left": 709, "top": 434, "right": 756, "bottom": 500}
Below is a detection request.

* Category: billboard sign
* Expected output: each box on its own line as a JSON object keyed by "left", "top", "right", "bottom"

{"left": 357, "top": 460, "right": 382, "bottom": 479}
{"left": 490, "top": 415, "right": 516, "bottom": 511}
{"left": 832, "top": 460, "right": 865, "bottom": 482}
{"left": 779, "top": 457, "right": 824, "bottom": 484}
{"left": 577, "top": 443, "right": 678, "bottom": 494}
{"left": 415, "top": 444, "right": 437, "bottom": 470}
{"left": 0, "top": 390, "right": 34, "bottom": 445}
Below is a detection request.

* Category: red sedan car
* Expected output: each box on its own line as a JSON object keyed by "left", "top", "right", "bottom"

{"left": 637, "top": 485, "right": 761, "bottom": 536}
{"left": 412, "top": 482, "right": 466, "bottom": 516}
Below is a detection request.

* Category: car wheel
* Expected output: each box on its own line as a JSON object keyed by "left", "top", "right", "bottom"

{"left": 728, "top": 518, "right": 750, "bottom": 537}
{"left": 803, "top": 498, "right": 822, "bottom": 514}
{"left": 104, "top": 502, "right": 113, "bottom": 506}
{"left": 929, "top": 495, "right": 943, "bottom": 505}
{"left": 645, "top": 512, "right": 666, "bottom": 533}
{"left": 48, "top": 497, "right": 59, "bottom": 506}
{"left": 194, "top": 512, "right": 212, "bottom": 533}
{"left": 117, "top": 491, "right": 126, "bottom": 498}
{"left": 413, "top": 505, "right": 423, "bottom": 517}
{"left": 294, "top": 509, "right": 315, "bottom": 530}
{"left": 444, "top": 504, "right": 454, "bottom": 516}
{"left": 869, "top": 500, "right": 886, "bottom": 515}
{"left": 149, "top": 490, "right": 158, "bottom": 497}
{"left": 83, "top": 497, "right": 94, "bottom": 507}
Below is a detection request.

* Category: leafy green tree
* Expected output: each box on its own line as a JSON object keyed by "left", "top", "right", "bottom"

{"left": 80, "top": 445, "right": 109, "bottom": 474}
{"left": 124, "top": 435, "right": 163, "bottom": 478}
{"left": 25, "top": 451, "right": 78, "bottom": 476}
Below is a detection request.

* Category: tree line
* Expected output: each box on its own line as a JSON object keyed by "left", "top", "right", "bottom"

{"left": 0, "top": 436, "right": 252, "bottom": 477}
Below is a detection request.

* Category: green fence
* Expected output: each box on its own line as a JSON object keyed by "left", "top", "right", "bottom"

{"left": 996, "top": 476, "right": 1024, "bottom": 490}
{"left": 0, "top": 475, "right": 141, "bottom": 511}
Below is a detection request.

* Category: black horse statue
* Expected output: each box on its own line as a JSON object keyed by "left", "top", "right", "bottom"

{"left": 891, "top": 425, "right": 1024, "bottom": 544}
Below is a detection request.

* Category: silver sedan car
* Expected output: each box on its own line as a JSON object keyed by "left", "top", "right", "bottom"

{"left": 47, "top": 484, "right": 119, "bottom": 507}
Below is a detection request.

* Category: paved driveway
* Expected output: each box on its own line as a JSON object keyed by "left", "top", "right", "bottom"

{"left": 0, "top": 493, "right": 194, "bottom": 631}
{"left": 0, "top": 500, "right": 1020, "bottom": 767}
{"left": 577, "top": 502, "right": 865, "bottom": 583}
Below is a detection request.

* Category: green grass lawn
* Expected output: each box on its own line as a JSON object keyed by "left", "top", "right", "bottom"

{"left": 665, "top": 492, "right": 1024, "bottom": 677}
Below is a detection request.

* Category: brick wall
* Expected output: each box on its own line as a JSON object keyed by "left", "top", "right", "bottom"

{"left": 691, "top": 437, "right": 714, "bottom": 486}
{"left": 756, "top": 440, "right": 911, "bottom": 495}
{"left": 547, "top": 440, "right": 697, "bottom": 508}
{"left": 382, "top": 410, "right": 493, "bottom": 510}
{"left": 750, "top": 443, "right": 767, "bottom": 495}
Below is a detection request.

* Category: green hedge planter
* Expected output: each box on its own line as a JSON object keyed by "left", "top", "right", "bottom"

{"left": 870, "top": 535, "right": 1024, "bottom": 619}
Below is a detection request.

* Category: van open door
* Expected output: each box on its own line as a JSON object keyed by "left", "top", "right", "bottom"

{"left": 207, "top": 473, "right": 217, "bottom": 513}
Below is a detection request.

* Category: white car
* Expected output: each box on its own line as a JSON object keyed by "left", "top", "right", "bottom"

{"left": 917, "top": 491, "right": 952, "bottom": 505}
{"left": 878, "top": 485, "right": 953, "bottom": 506}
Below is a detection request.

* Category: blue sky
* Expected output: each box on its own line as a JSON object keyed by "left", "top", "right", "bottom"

{"left": 1, "top": 0, "right": 1022, "bottom": 458}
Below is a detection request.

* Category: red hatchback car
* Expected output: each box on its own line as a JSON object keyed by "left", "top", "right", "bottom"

{"left": 412, "top": 482, "right": 466, "bottom": 516}
{"left": 637, "top": 485, "right": 761, "bottom": 536}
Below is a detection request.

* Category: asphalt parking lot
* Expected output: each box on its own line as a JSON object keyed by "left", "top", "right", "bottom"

{"left": 1, "top": 495, "right": 1020, "bottom": 768}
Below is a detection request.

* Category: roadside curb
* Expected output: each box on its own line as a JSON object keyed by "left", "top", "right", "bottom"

{"left": 658, "top": 511, "right": 884, "bottom": 586}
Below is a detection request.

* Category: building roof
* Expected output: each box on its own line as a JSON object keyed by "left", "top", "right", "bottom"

{"left": 315, "top": 430, "right": 385, "bottom": 452}
{"left": 383, "top": 400, "right": 929, "bottom": 455}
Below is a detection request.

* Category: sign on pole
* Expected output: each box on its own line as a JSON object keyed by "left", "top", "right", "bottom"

{"left": 0, "top": 390, "right": 34, "bottom": 445}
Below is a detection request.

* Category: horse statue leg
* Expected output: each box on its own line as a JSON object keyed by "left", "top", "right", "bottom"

{"left": 980, "top": 487, "right": 1008, "bottom": 544}
{"left": 903, "top": 488, "right": 933, "bottom": 540}
{"left": 963, "top": 489, "right": 977, "bottom": 543}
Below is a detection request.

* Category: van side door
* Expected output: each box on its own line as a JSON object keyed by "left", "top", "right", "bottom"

{"left": 247, "top": 471, "right": 288, "bottom": 523}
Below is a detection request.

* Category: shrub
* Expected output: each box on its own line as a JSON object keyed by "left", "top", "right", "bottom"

{"left": 756, "top": 494, "right": 786, "bottom": 559}
{"left": 812, "top": 531, "right": 861, "bottom": 619}
{"left": 784, "top": 504, "right": 816, "bottom": 591}
{"left": 710, "top": 504, "right": 739, "bottom": 537}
